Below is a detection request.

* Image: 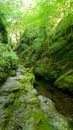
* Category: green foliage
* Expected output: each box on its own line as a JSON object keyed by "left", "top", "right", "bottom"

{"left": 4, "top": 50, "right": 18, "bottom": 70}
{"left": 0, "top": 0, "right": 72, "bottom": 44}
{"left": 0, "top": 0, "right": 73, "bottom": 93}
{"left": 0, "top": 17, "right": 8, "bottom": 43}
{"left": 55, "top": 70, "right": 73, "bottom": 92}
{"left": 30, "top": 111, "right": 52, "bottom": 130}
{"left": 0, "top": 43, "right": 18, "bottom": 83}
{"left": 18, "top": 69, "right": 35, "bottom": 86}
{"left": 18, "top": 8, "right": 73, "bottom": 93}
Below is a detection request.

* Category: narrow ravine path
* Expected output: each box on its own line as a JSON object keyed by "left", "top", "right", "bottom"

{"left": 0, "top": 66, "right": 72, "bottom": 130}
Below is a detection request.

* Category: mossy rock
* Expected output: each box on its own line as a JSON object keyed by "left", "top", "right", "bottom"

{"left": 18, "top": 72, "right": 35, "bottom": 84}
{"left": 33, "top": 111, "right": 52, "bottom": 130}
{"left": 4, "top": 93, "right": 15, "bottom": 108}
{"left": 54, "top": 70, "right": 73, "bottom": 92}
{"left": 10, "top": 70, "right": 16, "bottom": 76}
{"left": 18, "top": 14, "right": 73, "bottom": 83}
{"left": 23, "top": 111, "right": 52, "bottom": 130}
{"left": 0, "top": 66, "right": 72, "bottom": 130}
{"left": 0, "top": 72, "right": 8, "bottom": 83}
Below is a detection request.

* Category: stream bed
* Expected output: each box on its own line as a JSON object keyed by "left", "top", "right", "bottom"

{"left": 0, "top": 66, "right": 73, "bottom": 130}
{"left": 35, "top": 77, "right": 73, "bottom": 127}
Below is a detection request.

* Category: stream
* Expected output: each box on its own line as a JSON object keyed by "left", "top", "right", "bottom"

{"left": 35, "top": 77, "right": 73, "bottom": 126}
{"left": 0, "top": 66, "right": 73, "bottom": 130}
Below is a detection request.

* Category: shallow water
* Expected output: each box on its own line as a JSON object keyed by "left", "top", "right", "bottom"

{"left": 35, "top": 77, "right": 73, "bottom": 126}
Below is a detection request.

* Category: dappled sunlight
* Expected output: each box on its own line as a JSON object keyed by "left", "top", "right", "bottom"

{"left": 22, "top": 0, "right": 35, "bottom": 7}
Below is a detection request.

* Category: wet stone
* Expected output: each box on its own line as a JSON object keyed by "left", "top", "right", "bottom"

{"left": 0, "top": 66, "right": 72, "bottom": 130}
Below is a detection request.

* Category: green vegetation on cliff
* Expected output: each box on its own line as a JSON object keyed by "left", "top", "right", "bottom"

{"left": 0, "top": 15, "right": 18, "bottom": 83}
{"left": 0, "top": 43, "right": 18, "bottom": 83}
{"left": 15, "top": 0, "right": 73, "bottom": 92}
{"left": 0, "top": 0, "right": 73, "bottom": 91}
{"left": 0, "top": 0, "right": 73, "bottom": 129}
{"left": 0, "top": 15, "right": 8, "bottom": 43}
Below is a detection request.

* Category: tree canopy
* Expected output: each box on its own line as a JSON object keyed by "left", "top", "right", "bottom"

{"left": 0, "top": 0, "right": 72, "bottom": 43}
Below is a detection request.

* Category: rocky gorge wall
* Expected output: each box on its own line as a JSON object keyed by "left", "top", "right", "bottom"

{"left": 18, "top": 13, "right": 73, "bottom": 92}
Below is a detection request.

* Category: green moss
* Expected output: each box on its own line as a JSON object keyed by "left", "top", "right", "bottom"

{"left": 27, "top": 97, "right": 40, "bottom": 104}
{"left": 55, "top": 70, "right": 73, "bottom": 91}
{"left": 18, "top": 14, "right": 73, "bottom": 88}
{"left": 35, "top": 119, "right": 52, "bottom": 130}
{"left": 18, "top": 72, "right": 35, "bottom": 84}
{"left": 4, "top": 93, "right": 15, "bottom": 108}
{"left": 30, "top": 111, "right": 52, "bottom": 130}
{"left": 3, "top": 105, "right": 14, "bottom": 128}
{"left": 0, "top": 72, "right": 8, "bottom": 83}
{"left": 10, "top": 70, "right": 16, "bottom": 76}
{"left": 0, "top": 43, "right": 18, "bottom": 83}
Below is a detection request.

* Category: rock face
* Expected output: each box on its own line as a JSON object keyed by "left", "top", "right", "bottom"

{"left": 18, "top": 13, "right": 73, "bottom": 92}
{"left": 0, "top": 66, "right": 72, "bottom": 130}
{"left": 55, "top": 70, "right": 73, "bottom": 92}
{"left": 38, "top": 95, "right": 72, "bottom": 130}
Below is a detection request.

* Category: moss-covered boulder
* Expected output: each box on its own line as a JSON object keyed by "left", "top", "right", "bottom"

{"left": 0, "top": 66, "right": 52, "bottom": 130}
{"left": 55, "top": 70, "right": 73, "bottom": 92}
{"left": 0, "top": 66, "right": 72, "bottom": 130}
{"left": 38, "top": 95, "right": 72, "bottom": 130}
